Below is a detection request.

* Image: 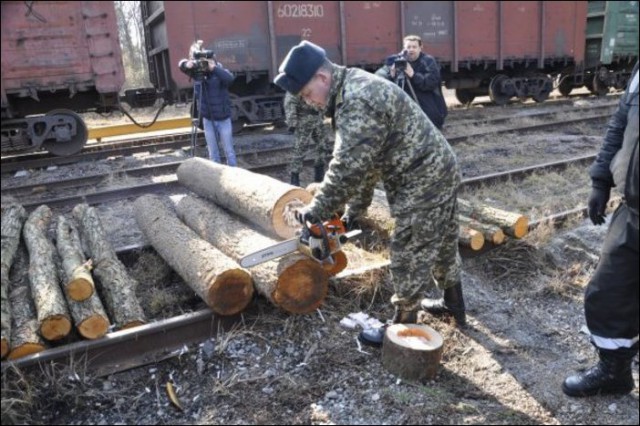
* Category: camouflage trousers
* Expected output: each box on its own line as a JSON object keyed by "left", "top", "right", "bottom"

{"left": 289, "top": 119, "right": 332, "bottom": 174}
{"left": 389, "top": 193, "right": 462, "bottom": 310}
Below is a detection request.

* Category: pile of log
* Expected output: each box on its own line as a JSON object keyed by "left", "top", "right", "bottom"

{"left": 1, "top": 202, "right": 146, "bottom": 360}
{"left": 353, "top": 189, "right": 527, "bottom": 251}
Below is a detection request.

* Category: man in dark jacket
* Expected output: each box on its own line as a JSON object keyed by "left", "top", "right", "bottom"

{"left": 375, "top": 35, "right": 447, "bottom": 130}
{"left": 179, "top": 56, "right": 237, "bottom": 166}
{"left": 562, "top": 62, "right": 638, "bottom": 397}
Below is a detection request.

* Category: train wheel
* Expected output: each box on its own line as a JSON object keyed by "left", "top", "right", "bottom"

{"left": 591, "top": 75, "right": 609, "bottom": 96}
{"left": 489, "top": 74, "right": 512, "bottom": 106}
{"left": 42, "top": 109, "right": 88, "bottom": 156}
{"left": 455, "top": 89, "right": 475, "bottom": 105}
{"left": 558, "top": 74, "right": 573, "bottom": 97}
{"left": 532, "top": 77, "right": 553, "bottom": 103}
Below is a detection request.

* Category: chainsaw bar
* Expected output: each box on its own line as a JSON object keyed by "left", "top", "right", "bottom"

{"left": 239, "top": 238, "right": 299, "bottom": 268}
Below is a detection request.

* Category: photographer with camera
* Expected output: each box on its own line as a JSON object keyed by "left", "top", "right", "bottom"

{"left": 375, "top": 35, "right": 447, "bottom": 130}
{"left": 179, "top": 48, "right": 237, "bottom": 166}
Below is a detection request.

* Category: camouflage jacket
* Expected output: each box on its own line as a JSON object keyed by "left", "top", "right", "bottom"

{"left": 307, "top": 65, "right": 460, "bottom": 220}
{"left": 283, "top": 92, "right": 323, "bottom": 130}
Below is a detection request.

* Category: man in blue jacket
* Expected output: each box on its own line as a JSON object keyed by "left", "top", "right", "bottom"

{"left": 375, "top": 35, "right": 448, "bottom": 130}
{"left": 563, "top": 62, "right": 638, "bottom": 397}
{"left": 179, "top": 55, "right": 237, "bottom": 166}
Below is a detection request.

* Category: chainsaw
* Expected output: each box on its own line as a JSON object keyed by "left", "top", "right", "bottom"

{"left": 239, "top": 215, "right": 361, "bottom": 268}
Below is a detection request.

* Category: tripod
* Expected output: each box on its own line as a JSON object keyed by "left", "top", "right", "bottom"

{"left": 190, "top": 80, "right": 204, "bottom": 158}
{"left": 396, "top": 69, "right": 419, "bottom": 103}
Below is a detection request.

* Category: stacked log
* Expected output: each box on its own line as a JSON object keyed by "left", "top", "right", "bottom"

{"left": 56, "top": 216, "right": 110, "bottom": 339}
{"left": 23, "top": 206, "right": 71, "bottom": 341}
{"left": 458, "top": 226, "right": 485, "bottom": 251}
{"left": 177, "top": 158, "right": 311, "bottom": 239}
{"left": 458, "top": 198, "right": 529, "bottom": 239}
{"left": 133, "top": 195, "right": 254, "bottom": 316}
{"left": 73, "top": 204, "right": 146, "bottom": 329}
{"left": 1, "top": 204, "right": 27, "bottom": 358}
{"left": 458, "top": 215, "right": 505, "bottom": 245}
{"left": 176, "top": 195, "right": 328, "bottom": 314}
{"left": 8, "top": 248, "right": 46, "bottom": 360}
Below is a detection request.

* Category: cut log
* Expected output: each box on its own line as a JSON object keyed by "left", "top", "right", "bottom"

{"left": 133, "top": 195, "right": 254, "bottom": 316}
{"left": 458, "top": 226, "right": 485, "bottom": 251}
{"left": 56, "top": 215, "right": 94, "bottom": 301}
{"left": 8, "top": 265, "right": 46, "bottom": 359}
{"left": 177, "top": 157, "right": 312, "bottom": 239}
{"left": 382, "top": 324, "right": 444, "bottom": 381}
{"left": 458, "top": 215, "right": 505, "bottom": 245}
{"left": 176, "top": 195, "right": 328, "bottom": 314}
{"left": 23, "top": 205, "right": 71, "bottom": 341}
{"left": 67, "top": 292, "right": 110, "bottom": 340}
{"left": 73, "top": 204, "right": 146, "bottom": 329}
{"left": 457, "top": 198, "right": 529, "bottom": 238}
{"left": 1, "top": 204, "right": 27, "bottom": 358}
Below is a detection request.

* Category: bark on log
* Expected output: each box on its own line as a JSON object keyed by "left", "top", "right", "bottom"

{"left": 176, "top": 195, "right": 328, "bottom": 314}
{"left": 458, "top": 226, "right": 485, "bottom": 251}
{"left": 23, "top": 206, "right": 71, "bottom": 341}
{"left": 8, "top": 248, "right": 46, "bottom": 359}
{"left": 177, "top": 158, "right": 312, "bottom": 239}
{"left": 56, "top": 215, "right": 94, "bottom": 301}
{"left": 1, "top": 204, "right": 27, "bottom": 358}
{"left": 382, "top": 324, "right": 444, "bottom": 381}
{"left": 73, "top": 204, "right": 146, "bottom": 329}
{"left": 457, "top": 198, "right": 528, "bottom": 239}
{"left": 66, "top": 292, "right": 110, "bottom": 340}
{"left": 134, "top": 195, "right": 254, "bottom": 316}
{"left": 458, "top": 215, "right": 505, "bottom": 245}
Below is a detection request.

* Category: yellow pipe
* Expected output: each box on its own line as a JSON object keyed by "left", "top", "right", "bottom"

{"left": 88, "top": 117, "right": 193, "bottom": 140}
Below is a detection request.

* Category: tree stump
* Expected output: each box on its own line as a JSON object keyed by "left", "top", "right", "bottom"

{"left": 177, "top": 195, "right": 329, "bottom": 314}
{"left": 134, "top": 195, "right": 254, "bottom": 316}
{"left": 382, "top": 324, "right": 444, "bottom": 381}
{"left": 177, "top": 158, "right": 312, "bottom": 239}
{"left": 1, "top": 204, "right": 27, "bottom": 358}
{"left": 23, "top": 205, "right": 71, "bottom": 341}
{"left": 56, "top": 215, "right": 94, "bottom": 301}
{"left": 73, "top": 204, "right": 146, "bottom": 329}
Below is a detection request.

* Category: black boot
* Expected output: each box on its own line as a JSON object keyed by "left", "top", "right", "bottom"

{"left": 290, "top": 172, "right": 300, "bottom": 187}
{"left": 421, "top": 282, "right": 466, "bottom": 326}
{"left": 358, "top": 306, "right": 418, "bottom": 347}
{"left": 562, "top": 349, "right": 635, "bottom": 397}
{"left": 314, "top": 164, "right": 325, "bottom": 183}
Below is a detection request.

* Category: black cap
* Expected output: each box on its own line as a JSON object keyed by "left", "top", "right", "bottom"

{"left": 274, "top": 41, "right": 326, "bottom": 94}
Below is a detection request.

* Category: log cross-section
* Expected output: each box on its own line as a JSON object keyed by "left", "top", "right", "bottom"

{"left": 176, "top": 195, "right": 328, "bottom": 314}
{"left": 134, "top": 195, "right": 254, "bottom": 316}
{"left": 1, "top": 204, "right": 27, "bottom": 358}
{"left": 23, "top": 205, "right": 71, "bottom": 341}
{"left": 458, "top": 198, "right": 529, "bottom": 238}
{"left": 177, "top": 158, "right": 312, "bottom": 239}
{"left": 73, "top": 204, "right": 146, "bottom": 330}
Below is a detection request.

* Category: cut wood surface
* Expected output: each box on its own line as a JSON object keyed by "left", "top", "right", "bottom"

{"left": 23, "top": 206, "right": 71, "bottom": 341}
{"left": 134, "top": 195, "right": 254, "bottom": 316}
{"left": 56, "top": 215, "right": 94, "bottom": 301}
{"left": 176, "top": 195, "right": 328, "bottom": 314}
{"left": 458, "top": 198, "right": 529, "bottom": 238}
{"left": 73, "top": 204, "right": 146, "bottom": 329}
{"left": 458, "top": 226, "right": 485, "bottom": 250}
{"left": 382, "top": 323, "right": 444, "bottom": 381}
{"left": 1, "top": 204, "right": 27, "bottom": 358}
{"left": 177, "top": 158, "right": 312, "bottom": 239}
{"left": 458, "top": 215, "right": 505, "bottom": 245}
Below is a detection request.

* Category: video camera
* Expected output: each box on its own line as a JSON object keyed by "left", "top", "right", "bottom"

{"left": 385, "top": 50, "right": 408, "bottom": 72}
{"left": 192, "top": 50, "right": 215, "bottom": 75}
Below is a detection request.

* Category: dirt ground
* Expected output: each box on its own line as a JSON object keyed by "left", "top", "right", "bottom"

{"left": 2, "top": 91, "right": 638, "bottom": 425}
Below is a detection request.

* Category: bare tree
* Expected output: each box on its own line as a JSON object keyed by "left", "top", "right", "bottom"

{"left": 115, "top": 1, "right": 149, "bottom": 89}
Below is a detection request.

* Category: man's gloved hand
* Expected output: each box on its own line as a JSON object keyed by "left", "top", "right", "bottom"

{"left": 294, "top": 207, "right": 315, "bottom": 225}
{"left": 340, "top": 213, "right": 360, "bottom": 232}
{"left": 587, "top": 185, "right": 611, "bottom": 226}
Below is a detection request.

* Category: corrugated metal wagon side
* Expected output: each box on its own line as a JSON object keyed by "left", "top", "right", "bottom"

{"left": 1, "top": 1, "right": 125, "bottom": 155}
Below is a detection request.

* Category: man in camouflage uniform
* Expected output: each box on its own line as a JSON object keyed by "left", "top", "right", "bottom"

{"left": 274, "top": 41, "right": 465, "bottom": 346}
{"left": 283, "top": 92, "right": 332, "bottom": 186}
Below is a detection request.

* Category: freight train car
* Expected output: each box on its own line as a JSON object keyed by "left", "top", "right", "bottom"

{"left": 1, "top": 1, "right": 125, "bottom": 156}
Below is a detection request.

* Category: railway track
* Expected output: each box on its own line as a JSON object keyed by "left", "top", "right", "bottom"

{"left": 1, "top": 100, "right": 616, "bottom": 174}
{"left": 1, "top": 153, "right": 604, "bottom": 377}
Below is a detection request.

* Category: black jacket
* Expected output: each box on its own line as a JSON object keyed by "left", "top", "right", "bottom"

{"left": 179, "top": 60, "right": 235, "bottom": 121}
{"left": 375, "top": 52, "right": 447, "bottom": 129}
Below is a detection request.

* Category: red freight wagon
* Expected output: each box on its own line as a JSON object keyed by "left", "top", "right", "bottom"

{"left": 1, "top": 1, "right": 125, "bottom": 155}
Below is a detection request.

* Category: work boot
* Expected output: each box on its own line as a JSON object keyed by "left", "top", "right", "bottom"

{"left": 562, "top": 348, "right": 635, "bottom": 397}
{"left": 290, "top": 172, "right": 300, "bottom": 187}
{"left": 421, "top": 281, "right": 466, "bottom": 326}
{"left": 358, "top": 306, "right": 418, "bottom": 347}
{"left": 314, "top": 164, "right": 325, "bottom": 183}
